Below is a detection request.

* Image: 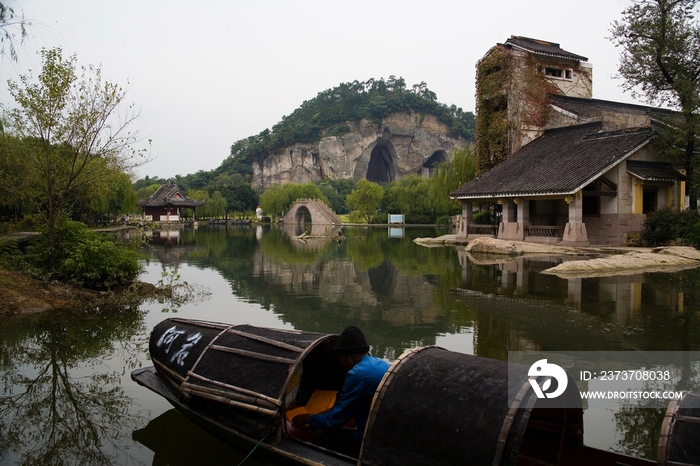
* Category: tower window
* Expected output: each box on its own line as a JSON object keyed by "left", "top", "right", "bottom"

{"left": 544, "top": 67, "right": 573, "bottom": 80}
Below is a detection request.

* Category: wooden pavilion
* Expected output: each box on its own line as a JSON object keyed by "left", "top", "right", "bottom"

{"left": 137, "top": 184, "right": 205, "bottom": 222}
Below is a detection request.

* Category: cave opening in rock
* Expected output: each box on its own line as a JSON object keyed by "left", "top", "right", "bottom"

{"left": 366, "top": 140, "right": 397, "bottom": 183}
{"left": 422, "top": 150, "right": 448, "bottom": 177}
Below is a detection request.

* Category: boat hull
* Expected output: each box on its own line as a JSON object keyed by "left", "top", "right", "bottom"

{"left": 132, "top": 366, "right": 355, "bottom": 466}
{"left": 132, "top": 319, "right": 688, "bottom": 466}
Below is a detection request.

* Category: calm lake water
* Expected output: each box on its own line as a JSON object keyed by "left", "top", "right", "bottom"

{"left": 2, "top": 224, "right": 700, "bottom": 465}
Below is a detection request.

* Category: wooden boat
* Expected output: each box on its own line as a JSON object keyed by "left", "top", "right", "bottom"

{"left": 132, "top": 318, "right": 697, "bottom": 466}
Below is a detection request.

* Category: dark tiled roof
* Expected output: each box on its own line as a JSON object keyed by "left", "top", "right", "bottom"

{"left": 550, "top": 95, "right": 679, "bottom": 120}
{"left": 451, "top": 123, "right": 654, "bottom": 199}
{"left": 627, "top": 160, "right": 685, "bottom": 182}
{"left": 551, "top": 95, "right": 648, "bottom": 118}
{"left": 137, "top": 184, "right": 205, "bottom": 207}
{"left": 503, "top": 36, "right": 588, "bottom": 62}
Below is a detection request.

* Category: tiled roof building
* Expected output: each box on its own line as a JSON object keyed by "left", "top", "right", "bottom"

{"left": 451, "top": 123, "right": 655, "bottom": 199}
{"left": 137, "top": 184, "right": 204, "bottom": 222}
{"left": 452, "top": 37, "right": 686, "bottom": 246}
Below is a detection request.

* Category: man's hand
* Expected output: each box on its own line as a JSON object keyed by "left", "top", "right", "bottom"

{"left": 292, "top": 413, "right": 312, "bottom": 429}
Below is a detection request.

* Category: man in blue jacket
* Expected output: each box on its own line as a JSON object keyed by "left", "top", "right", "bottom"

{"left": 292, "top": 326, "right": 390, "bottom": 457}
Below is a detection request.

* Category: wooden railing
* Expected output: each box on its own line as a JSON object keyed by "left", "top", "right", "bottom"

{"left": 468, "top": 225, "right": 498, "bottom": 237}
{"left": 525, "top": 226, "right": 564, "bottom": 238}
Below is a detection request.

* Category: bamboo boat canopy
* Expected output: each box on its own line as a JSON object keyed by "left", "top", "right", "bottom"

{"left": 149, "top": 318, "right": 341, "bottom": 427}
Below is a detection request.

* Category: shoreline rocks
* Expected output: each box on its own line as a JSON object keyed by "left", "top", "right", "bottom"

{"left": 542, "top": 246, "right": 700, "bottom": 278}
{"left": 413, "top": 236, "right": 700, "bottom": 277}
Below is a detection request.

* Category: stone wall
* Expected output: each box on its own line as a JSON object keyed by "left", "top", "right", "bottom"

{"left": 601, "top": 110, "right": 651, "bottom": 132}
{"left": 505, "top": 49, "right": 594, "bottom": 156}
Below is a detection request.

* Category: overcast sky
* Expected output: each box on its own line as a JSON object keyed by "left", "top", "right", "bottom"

{"left": 0, "top": 0, "right": 642, "bottom": 180}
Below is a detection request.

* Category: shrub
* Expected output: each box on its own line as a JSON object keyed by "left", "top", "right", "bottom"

{"left": 347, "top": 210, "right": 364, "bottom": 223}
{"left": 641, "top": 208, "right": 679, "bottom": 245}
{"left": 374, "top": 212, "right": 388, "bottom": 224}
{"left": 26, "top": 221, "right": 142, "bottom": 289}
{"left": 435, "top": 215, "right": 451, "bottom": 225}
{"left": 642, "top": 208, "right": 700, "bottom": 247}
{"left": 473, "top": 210, "right": 495, "bottom": 225}
{"left": 327, "top": 124, "right": 352, "bottom": 137}
{"left": 676, "top": 211, "right": 700, "bottom": 247}
{"left": 0, "top": 241, "right": 27, "bottom": 270}
{"left": 60, "top": 236, "right": 141, "bottom": 289}
{"left": 406, "top": 213, "right": 434, "bottom": 224}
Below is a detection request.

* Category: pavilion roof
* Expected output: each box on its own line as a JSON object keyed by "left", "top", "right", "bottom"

{"left": 136, "top": 184, "right": 205, "bottom": 208}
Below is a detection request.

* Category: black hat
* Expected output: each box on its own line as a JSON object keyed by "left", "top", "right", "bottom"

{"left": 333, "top": 326, "right": 369, "bottom": 354}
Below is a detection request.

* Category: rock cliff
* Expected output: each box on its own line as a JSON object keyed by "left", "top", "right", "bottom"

{"left": 252, "top": 112, "right": 468, "bottom": 189}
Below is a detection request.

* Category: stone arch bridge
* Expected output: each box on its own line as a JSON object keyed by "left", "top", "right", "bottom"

{"left": 281, "top": 199, "right": 343, "bottom": 226}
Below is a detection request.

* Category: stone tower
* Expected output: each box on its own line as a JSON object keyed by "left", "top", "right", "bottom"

{"left": 475, "top": 36, "right": 592, "bottom": 174}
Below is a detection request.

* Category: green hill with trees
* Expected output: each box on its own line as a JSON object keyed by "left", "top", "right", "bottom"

{"left": 221, "top": 76, "right": 474, "bottom": 171}
{"left": 135, "top": 77, "right": 475, "bottom": 220}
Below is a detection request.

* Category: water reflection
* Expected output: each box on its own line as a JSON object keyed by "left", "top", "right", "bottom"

{"left": 3, "top": 225, "right": 699, "bottom": 464}
{"left": 457, "top": 250, "right": 699, "bottom": 349}
{"left": 133, "top": 410, "right": 263, "bottom": 466}
{"left": 138, "top": 225, "right": 700, "bottom": 358}
{"left": 0, "top": 303, "right": 148, "bottom": 465}
{"left": 141, "top": 226, "right": 205, "bottom": 267}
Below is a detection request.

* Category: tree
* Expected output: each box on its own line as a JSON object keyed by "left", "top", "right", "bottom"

{"left": 429, "top": 146, "right": 476, "bottom": 216}
{"left": 209, "top": 172, "right": 258, "bottom": 213}
{"left": 316, "top": 178, "right": 356, "bottom": 214}
{"left": 5, "top": 47, "right": 149, "bottom": 270}
{"left": 0, "top": 302, "right": 147, "bottom": 464}
{"left": 346, "top": 179, "right": 384, "bottom": 223}
{"left": 107, "top": 172, "right": 138, "bottom": 218}
{"left": 0, "top": 133, "right": 30, "bottom": 214}
{"left": 610, "top": 0, "right": 700, "bottom": 209}
{"left": 134, "top": 183, "right": 161, "bottom": 205}
{"left": 259, "top": 184, "right": 288, "bottom": 220}
{"left": 0, "top": 2, "right": 27, "bottom": 62}
{"left": 186, "top": 189, "right": 210, "bottom": 219}
{"left": 387, "top": 175, "right": 432, "bottom": 221}
{"left": 209, "top": 190, "right": 227, "bottom": 218}
{"left": 69, "top": 167, "right": 136, "bottom": 225}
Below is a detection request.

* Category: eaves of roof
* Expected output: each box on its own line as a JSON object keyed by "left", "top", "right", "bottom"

{"left": 549, "top": 95, "right": 680, "bottom": 120}
{"left": 626, "top": 161, "right": 685, "bottom": 182}
{"left": 503, "top": 37, "right": 588, "bottom": 62}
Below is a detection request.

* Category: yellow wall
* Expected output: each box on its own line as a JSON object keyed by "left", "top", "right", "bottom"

{"left": 634, "top": 181, "right": 643, "bottom": 214}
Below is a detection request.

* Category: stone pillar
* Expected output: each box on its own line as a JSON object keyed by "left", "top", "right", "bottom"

{"left": 504, "top": 199, "right": 516, "bottom": 222}
{"left": 456, "top": 201, "right": 472, "bottom": 240}
{"left": 499, "top": 259, "right": 523, "bottom": 292}
{"left": 516, "top": 263, "right": 529, "bottom": 294}
{"left": 461, "top": 258, "right": 473, "bottom": 285}
{"left": 518, "top": 199, "right": 530, "bottom": 238}
{"left": 561, "top": 194, "right": 589, "bottom": 246}
{"left": 498, "top": 199, "right": 525, "bottom": 241}
{"left": 567, "top": 277, "right": 582, "bottom": 311}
